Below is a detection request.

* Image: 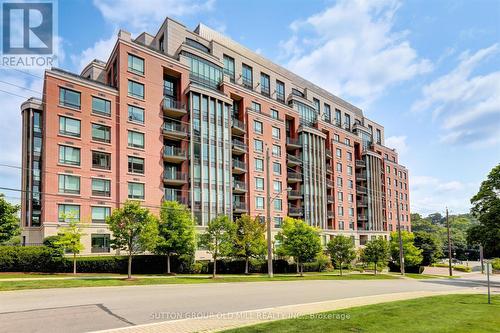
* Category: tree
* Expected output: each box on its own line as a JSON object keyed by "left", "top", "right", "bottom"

{"left": 414, "top": 231, "right": 443, "bottom": 266}
{"left": 468, "top": 164, "right": 500, "bottom": 258}
{"left": 275, "top": 217, "right": 321, "bottom": 276}
{"left": 55, "top": 220, "right": 85, "bottom": 274}
{"left": 0, "top": 194, "right": 20, "bottom": 244}
{"left": 233, "top": 214, "right": 266, "bottom": 274}
{"left": 155, "top": 201, "right": 196, "bottom": 274}
{"left": 361, "top": 238, "right": 390, "bottom": 275}
{"left": 326, "top": 235, "right": 356, "bottom": 276}
{"left": 107, "top": 201, "right": 159, "bottom": 279}
{"left": 389, "top": 231, "right": 423, "bottom": 270}
{"left": 199, "top": 215, "right": 235, "bottom": 278}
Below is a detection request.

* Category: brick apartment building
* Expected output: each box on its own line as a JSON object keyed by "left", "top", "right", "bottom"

{"left": 20, "top": 17, "right": 410, "bottom": 254}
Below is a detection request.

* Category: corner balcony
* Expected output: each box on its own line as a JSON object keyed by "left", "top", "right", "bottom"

{"left": 164, "top": 191, "right": 189, "bottom": 205}
{"left": 356, "top": 171, "right": 367, "bottom": 181}
{"left": 233, "top": 201, "right": 247, "bottom": 213}
{"left": 288, "top": 190, "right": 303, "bottom": 200}
{"left": 162, "top": 122, "right": 188, "bottom": 139}
{"left": 287, "top": 154, "right": 302, "bottom": 167}
{"left": 231, "top": 117, "right": 246, "bottom": 135}
{"left": 357, "top": 198, "right": 368, "bottom": 207}
{"left": 355, "top": 160, "right": 366, "bottom": 168}
{"left": 232, "top": 139, "right": 247, "bottom": 155}
{"left": 327, "top": 195, "right": 334, "bottom": 203}
{"left": 288, "top": 205, "right": 304, "bottom": 217}
{"left": 325, "top": 149, "right": 333, "bottom": 159}
{"left": 326, "top": 179, "right": 334, "bottom": 188}
{"left": 163, "top": 96, "right": 187, "bottom": 117}
{"left": 286, "top": 137, "right": 301, "bottom": 150}
{"left": 233, "top": 180, "right": 247, "bottom": 193}
{"left": 356, "top": 185, "right": 367, "bottom": 194}
{"left": 287, "top": 172, "right": 302, "bottom": 183}
{"left": 357, "top": 214, "right": 368, "bottom": 221}
{"left": 232, "top": 159, "right": 247, "bottom": 174}
{"left": 327, "top": 210, "right": 335, "bottom": 218}
{"left": 163, "top": 146, "right": 187, "bottom": 163}
{"left": 163, "top": 171, "right": 188, "bottom": 185}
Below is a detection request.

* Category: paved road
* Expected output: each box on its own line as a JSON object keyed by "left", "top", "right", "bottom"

{"left": 0, "top": 274, "right": 498, "bottom": 333}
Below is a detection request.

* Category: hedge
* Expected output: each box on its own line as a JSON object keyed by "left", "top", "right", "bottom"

{"left": 431, "top": 263, "right": 472, "bottom": 272}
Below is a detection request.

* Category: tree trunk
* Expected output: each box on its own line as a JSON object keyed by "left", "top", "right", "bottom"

{"left": 128, "top": 250, "right": 132, "bottom": 279}
{"left": 167, "top": 254, "right": 171, "bottom": 274}
{"left": 73, "top": 253, "right": 77, "bottom": 275}
{"left": 300, "top": 263, "right": 304, "bottom": 277}
{"left": 213, "top": 256, "right": 217, "bottom": 278}
{"left": 339, "top": 262, "right": 343, "bottom": 276}
{"left": 374, "top": 261, "right": 377, "bottom": 275}
{"left": 245, "top": 257, "right": 249, "bottom": 275}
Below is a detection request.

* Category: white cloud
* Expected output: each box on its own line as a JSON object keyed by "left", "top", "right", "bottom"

{"left": 385, "top": 135, "right": 408, "bottom": 154}
{"left": 93, "top": 0, "right": 215, "bottom": 32}
{"left": 411, "top": 44, "right": 500, "bottom": 147}
{"left": 71, "top": 33, "right": 117, "bottom": 72}
{"left": 280, "top": 0, "right": 432, "bottom": 106}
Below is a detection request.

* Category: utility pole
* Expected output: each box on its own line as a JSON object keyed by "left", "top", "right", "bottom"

{"left": 265, "top": 147, "right": 273, "bottom": 278}
{"left": 396, "top": 197, "right": 405, "bottom": 275}
{"left": 446, "top": 208, "right": 453, "bottom": 277}
{"left": 479, "top": 245, "right": 484, "bottom": 274}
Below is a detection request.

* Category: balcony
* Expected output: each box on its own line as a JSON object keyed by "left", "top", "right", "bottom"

{"left": 357, "top": 198, "right": 368, "bottom": 207}
{"left": 231, "top": 117, "right": 246, "bottom": 135}
{"left": 233, "top": 180, "right": 247, "bottom": 193}
{"left": 356, "top": 172, "right": 367, "bottom": 181}
{"left": 163, "top": 146, "right": 187, "bottom": 163}
{"left": 356, "top": 185, "right": 367, "bottom": 194}
{"left": 288, "top": 205, "right": 304, "bottom": 217}
{"left": 327, "top": 211, "right": 335, "bottom": 218}
{"left": 232, "top": 139, "right": 247, "bottom": 155}
{"left": 327, "top": 195, "right": 334, "bottom": 203}
{"left": 355, "top": 160, "right": 366, "bottom": 168}
{"left": 162, "top": 122, "right": 188, "bottom": 139}
{"left": 286, "top": 137, "right": 301, "bottom": 150}
{"left": 164, "top": 191, "right": 189, "bottom": 205}
{"left": 163, "top": 96, "right": 187, "bottom": 117}
{"left": 233, "top": 201, "right": 247, "bottom": 213}
{"left": 357, "top": 214, "right": 368, "bottom": 221}
{"left": 326, "top": 179, "right": 334, "bottom": 188}
{"left": 287, "top": 172, "right": 302, "bottom": 183}
{"left": 287, "top": 154, "right": 302, "bottom": 167}
{"left": 288, "top": 190, "right": 303, "bottom": 200}
{"left": 163, "top": 171, "right": 188, "bottom": 185}
{"left": 232, "top": 159, "right": 247, "bottom": 174}
{"left": 325, "top": 149, "right": 333, "bottom": 159}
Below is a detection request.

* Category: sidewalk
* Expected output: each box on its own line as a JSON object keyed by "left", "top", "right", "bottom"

{"left": 92, "top": 289, "right": 482, "bottom": 333}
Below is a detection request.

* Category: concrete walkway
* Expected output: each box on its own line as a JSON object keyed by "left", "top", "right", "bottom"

{"left": 92, "top": 289, "right": 482, "bottom": 333}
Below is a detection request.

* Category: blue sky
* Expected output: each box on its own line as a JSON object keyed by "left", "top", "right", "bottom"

{"left": 0, "top": 0, "right": 498, "bottom": 216}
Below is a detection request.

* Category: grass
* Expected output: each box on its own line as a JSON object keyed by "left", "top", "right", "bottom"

{"left": 0, "top": 273, "right": 396, "bottom": 291}
{"left": 393, "top": 273, "right": 460, "bottom": 280}
{"left": 221, "top": 294, "right": 500, "bottom": 333}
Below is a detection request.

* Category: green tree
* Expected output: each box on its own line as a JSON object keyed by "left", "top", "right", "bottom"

{"left": 155, "top": 201, "right": 196, "bottom": 274}
{"left": 390, "top": 231, "right": 423, "bottom": 270}
{"left": 468, "top": 164, "right": 500, "bottom": 258}
{"left": 233, "top": 214, "right": 266, "bottom": 274}
{"left": 55, "top": 220, "right": 86, "bottom": 274}
{"left": 107, "top": 201, "right": 159, "bottom": 279}
{"left": 199, "top": 215, "right": 235, "bottom": 278}
{"left": 414, "top": 231, "right": 443, "bottom": 266}
{"left": 361, "top": 238, "right": 390, "bottom": 275}
{"left": 0, "top": 194, "right": 20, "bottom": 244}
{"left": 326, "top": 235, "right": 356, "bottom": 276}
{"left": 275, "top": 217, "right": 321, "bottom": 276}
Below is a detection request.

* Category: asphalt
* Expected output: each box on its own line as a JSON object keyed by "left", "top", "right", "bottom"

{"left": 0, "top": 273, "right": 498, "bottom": 333}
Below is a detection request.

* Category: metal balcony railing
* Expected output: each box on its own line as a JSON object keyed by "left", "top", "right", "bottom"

{"left": 286, "top": 137, "right": 301, "bottom": 146}
{"left": 231, "top": 117, "right": 246, "bottom": 131}
{"left": 288, "top": 172, "right": 302, "bottom": 181}
{"left": 232, "top": 139, "right": 247, "bottom": 151}
{"left": 163, "top": 146, "right": 187, "bottom": 158}
{"left": 233, "top": 180, "right": 247, "bottom": 191}
{"left": 163, "top": 122, "right": 187, "bottom": 134}
{"left": 356, "top": 186, "right": 367, "bottom": 194}
{"left": 163, "top": 171, "right": 187, "bottom": 181}
{"left": 287, "top": 154, "right": 302, "bottom": 164}
{"left": 355, "top": 160, "right": 366, "bottom": 168}
{"left": 163, "top": 96, "right": 185, "bottom": 110}
{"left": 288, "top": 206, "right": 304, "bottom": 215}
{"left": 232, "top": 159, "right": 247, "bottom": 171}
{"left": 233, "top": 201, "right": 247, "bottom": 210}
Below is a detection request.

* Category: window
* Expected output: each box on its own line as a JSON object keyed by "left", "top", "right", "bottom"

{"left": 349, "top": 208, "right": 354, "bottom": 216}
{"left": 272, "top": 144, "right": 281, "bottom": 157}
{"left": 254, "top": 120, "right": 263, "bottom": 134}
{"left": 59, "top": 146, "right": 80, "bottom": 166}
{"left": 348, "top": 180, "right": 353, "bottom": 189}
{"left": 347, "top": 166, "right": 352, "bottom": 175}
{"left": 337, "top": 177, "right": 343, "bottom": 187}
{"left": 59, "top": 116, "right": 80, "bottom": 137}
{"left": 271, "top": 109, "right": 279, "bottom": 120}
{"left": 59, "top": 88, "right": 81, "bottom": 109}
{"left": 347, "top": 152, "right": 352, "bottom": 161}
{"left": 92, "top": 178, "right": 111, "bottom": 197}
{"left": 272, "top": 127, "right": 281, "bottom": 139}
{"left": 324, "top": 103, "right": 331, "bottom": 122}
{"left": 128, "top": 105, "right": 144, "bottom": 123}
{"left": 92, "top": 151, "right": 111, "bottom": 170}
{"left": 386, "top": 166, "right": 390, "bottom": 173}
{"left": 260, "top": 73, "right": 270, "bottom": 96}
{"left": 128, "top": 54, "right": 144, "bottom": 74}
{"left": 251, "top": 101, "right": 261, "bottom": 112}
{"left": 274, "top": 199, "right": 282, "bottom": 211}
{"left": 242, "top": 64, "right": 253, "bottom": 89}
{"left": 128, "top": 80, "right": 144, "bottom": 99}
{"left": 128, "top": 156, "right": 144, "bottom": 174}
{"left": 128, "top": 130, "right": 144, "bottom": 149}
{"left": 128, "top": 182, "right": 144, "bottom": 199}
{"left": 223, "top": 54, "right": 235, "bottom": 82}
{"left": 276, "top": 80, "right": 285, "bottom": 103}
{"left": 92, "top": 96, "right": 111, "bottom": 116}
{"left": 337, "top": 191, "right": 343, "bottom": 201}
{"left": 335, "top": 109, "right": 341, "bottom": 125}
{"left": 338, "top": 206, "right": 344, "bottom": 216}
{"left": 345, "top": 138, "right": 350, "bottom": 146}
{"left": 274, "top": 217, "right": 283, "bottom": 228}
{"left": 273, "top": 180, "right": 282, "bottom": 193}
{"left": 334, "top": 134, "right": 339, "bottom": 142}
{"left": 255, "top": 177, "right": 264, "bottom": 190}
{"left": 256, "top": 197, "right": 264, "bottom": 209}
{"left": 336, "top": 163, "right": 342, "bottom": 172}
{"left": 183, "top": 52, "right": 222, "bottom": 90}
{"left": 92, "top": 124, "right": 111, "bottom": 143}
{"left": 254, "top": 139, "right": 263, "bottom": 152}
{"left": 344, "top": 113, "right": 351, "bottom": 129}
{"left": 292, "top": 88, "right": 304, "bottom": 98}
{"left": 349, "top": 194, "right": 353, "bottom": 202}
{"left": 91, "top": 207, "right": 111, "bottom": 224}
{"left": 313, "top": 98, "right": 320, "bottom": 112}
{"left": 255, "top": 158, "right": 264, "bottom": 171}
{"left": 376, "top": 129, "right": 381, "bottom": 144}
{"left": 273, "top": 162, "right": 281, "bottom": 175}
{"left": 58, "top": 204, "right": 80, "bottom": 222}
{"left": 336, "top": 148, "right": 342, "bottom": 158}
{"left": 58, "top": 174, "right": 80, "bottom": 194}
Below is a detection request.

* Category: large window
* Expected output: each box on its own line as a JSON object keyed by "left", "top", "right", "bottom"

{"left": 260, "top": 73, "right": 270, "bottom": 96}
{"left": 256, "top": 197, "right": 264, "bottom": 209}
{"left": 335, "top": 109, "right": 341, "bottom": 125}
{"left": 274, "top": 199, "right": 282, "bottom": 211}
{"left": 128, "top": 54, "right": 144, "bottom": 75}
{"left": 254, "top": 139, "right": 263, "bottom": 152}
{"left": 91, "top": 178, "right": 110, "bottom": 197}
{"left": 91, "top": 207, "right": 111, "bottom": 224}
{"left": 254, "top": 120, "right": 263, "bottom": 134}
{"left": 128, "top": 80, "right": 144, "bottom": 99}
{"left": 292, "top": 100, "right": 317, "bottom": 126}
{"left": 59, "top": 145, "right": 80, "bottom": 166}
{"left": 276, "top": 80, "right": 285, "bottom": 103}
{"left": 324, "top": 103, "right": 331, "bottom": 122}
{"left": 58, "top": 174, "right": 80, "bottom": 194}
{"left": 255, "top": 177, "right": 264, "bottom": 190}
{"left": 128, "top": 182, "right": 144, "bottom": 200}
{"left": 58, "top": 204, "right": 80, "bottom": 222}
{"left": 91, "top": 233, "right": 110, "bottom": 253}
{"left": 92, "top": 97, "right": 111, "bottom": 116}
{"left": 272, "top": 144, "right": 281, "bottom": 157}
{"left": 59, "top": 116, "right": 80, "bottom": 137}
{"left": 92, "top": 124, "right": 110, "bottom": 143}
{"left": 242, "top": 64, "right": 253, "bottom": 89}
{"left": 183, "top": 51, "right": 222, "bottom": 90}
{"left": 92, "top": 151, "right": 111, "bottom": 170}
{"left": 128, "top": 105, "right": 144, "bottom": 123}
{"left": 128, "top": 130, "right": 144, "bottom": 149}
{"left": 272, "top": 127, "right": 281, "bottom": 139}
{"left": 273, "top": 180, "right": 282, "bottom": 193}
{"left": 186, "top": 38, "right": 210, "bottom": 53}
{"left": 59, "top": 88, "right": 80, "bottom": 109}
{"left": 223, "top": 54, "right": 235, "bottom": 82}
{"left": 128, "top": 156, "right": 144, "bottom": 174}
{"left": 273, "top": 162, "right": 281, "bottom": 175}
{"left": 255, "top": 158, "right": 264, "bottom": 171}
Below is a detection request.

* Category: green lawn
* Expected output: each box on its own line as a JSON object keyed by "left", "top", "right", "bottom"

{"left": 222, "top": 294, "right": 500, "bottom": 333}
{"left": 0, "top": 273, "right": 396, "bottom": 291}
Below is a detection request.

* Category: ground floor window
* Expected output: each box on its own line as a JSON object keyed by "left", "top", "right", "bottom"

{"left": 91, "top": 234, "right": 110, "bottom": 253}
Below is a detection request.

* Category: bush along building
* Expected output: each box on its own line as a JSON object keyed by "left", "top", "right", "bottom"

{"left": 20, "top": 17, "right": 410, "bottom": 255}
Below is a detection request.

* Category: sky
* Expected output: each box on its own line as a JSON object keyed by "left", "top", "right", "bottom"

{"left": 0, "top": 0, "right": 498, "bottom": 216}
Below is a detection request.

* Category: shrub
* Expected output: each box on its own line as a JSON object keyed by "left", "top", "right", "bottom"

{"left": 453, "top": 265, "right": 472, "bottom": 273}
{"left": 491, "top": 258, "right": 500, "bottom": 271}
{"left": 0, "top": 246, "right": 60, "bottom": 272}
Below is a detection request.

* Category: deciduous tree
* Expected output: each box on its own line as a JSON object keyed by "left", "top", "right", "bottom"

{"left": 361, "top": 238, "right": 390, "bottom": 275}
{"left": 233, "top": 214, "right": 266, "bottom": 274}
{"left": 199, "top": 215, "right": 235, "bottom": 278}
{"left": 326, "top": 235, "right": 356, "bottom": 276}
{"left": 55, "top": 220, "right": 85, "bottom": 274}
{"left": 390, "top": 231, "right": 423, "bottom": 270}
{"left": 0, "top": 194, "right": 20, "bottom": 244}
